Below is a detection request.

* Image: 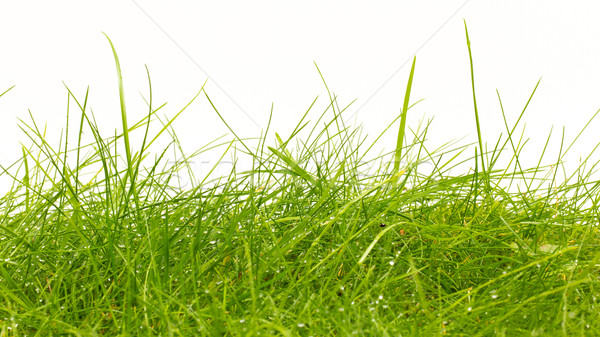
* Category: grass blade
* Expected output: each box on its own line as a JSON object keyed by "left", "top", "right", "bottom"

{"left": 102, "top": 33, "right": 134, "bottom": 192}
{"left": 464, "top": 20, "right": 488, "bottom": 191}
{"left": 394, "top": 56, "right": 417, "bottom": 175}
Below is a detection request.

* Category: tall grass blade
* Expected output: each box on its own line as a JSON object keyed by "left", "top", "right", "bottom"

{"left": 102, "top": 33, "right": 134, "bottom": 192}
{"left": 464, "top": 20, "right": 489, "bottom": 191}
{"left": 394, "top": 56, "right": 417, "bottom": 175}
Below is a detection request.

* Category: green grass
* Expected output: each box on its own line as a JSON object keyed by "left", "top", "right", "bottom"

{"left": 0, "top": 29, "right": 599, "bottom": 336}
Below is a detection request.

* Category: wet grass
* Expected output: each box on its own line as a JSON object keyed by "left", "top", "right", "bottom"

{"left": 0, "top": 26, "right": 599, "bottom": 336}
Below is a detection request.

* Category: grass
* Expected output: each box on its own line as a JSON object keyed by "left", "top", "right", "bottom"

{"left": 0, "top": 27, "right": 599, "bottom": 336}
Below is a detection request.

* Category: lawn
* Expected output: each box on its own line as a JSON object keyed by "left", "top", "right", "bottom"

{"left": 0, "top": 25, "right": 598, "bottom": 336}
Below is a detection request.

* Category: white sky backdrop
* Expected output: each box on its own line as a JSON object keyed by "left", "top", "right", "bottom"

{"left": 1, "top": 1, "right": 600, "bottom": 190}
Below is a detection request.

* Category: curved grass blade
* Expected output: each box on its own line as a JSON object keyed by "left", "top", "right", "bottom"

{"left": 102, "top": 33, "right": 134, "bottom": 191}
{"left": 394, "top": 56, "right": 417, "bottom": 175}
{"left": 464, "top": 20, "right": 489, "bottom": 191}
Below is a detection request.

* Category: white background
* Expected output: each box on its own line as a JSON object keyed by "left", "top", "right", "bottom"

{"left": 1, "top": 1, "right": 600, "bottom": 189}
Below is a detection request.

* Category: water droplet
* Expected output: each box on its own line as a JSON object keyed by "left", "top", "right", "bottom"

{"left": 467, "top": 307, "right": 472, "bottom": 312}
{"left": 297, "top": 323, "right": 305, "bottom": 328}
{"left": 390, "top": 261, "right": 395, "bottom": 266}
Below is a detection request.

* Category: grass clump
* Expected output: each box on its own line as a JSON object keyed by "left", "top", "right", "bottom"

{"left": 0, "top": 30, "right": 599, "bottom": 336}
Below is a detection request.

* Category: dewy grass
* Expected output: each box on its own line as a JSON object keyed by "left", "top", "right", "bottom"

{"left": 0, "top": 30, "right": 599, "bottom": 337}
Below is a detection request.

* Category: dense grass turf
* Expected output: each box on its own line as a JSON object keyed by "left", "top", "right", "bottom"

{"left": 0, "top": 26, "right": 598, "bottom": 336}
